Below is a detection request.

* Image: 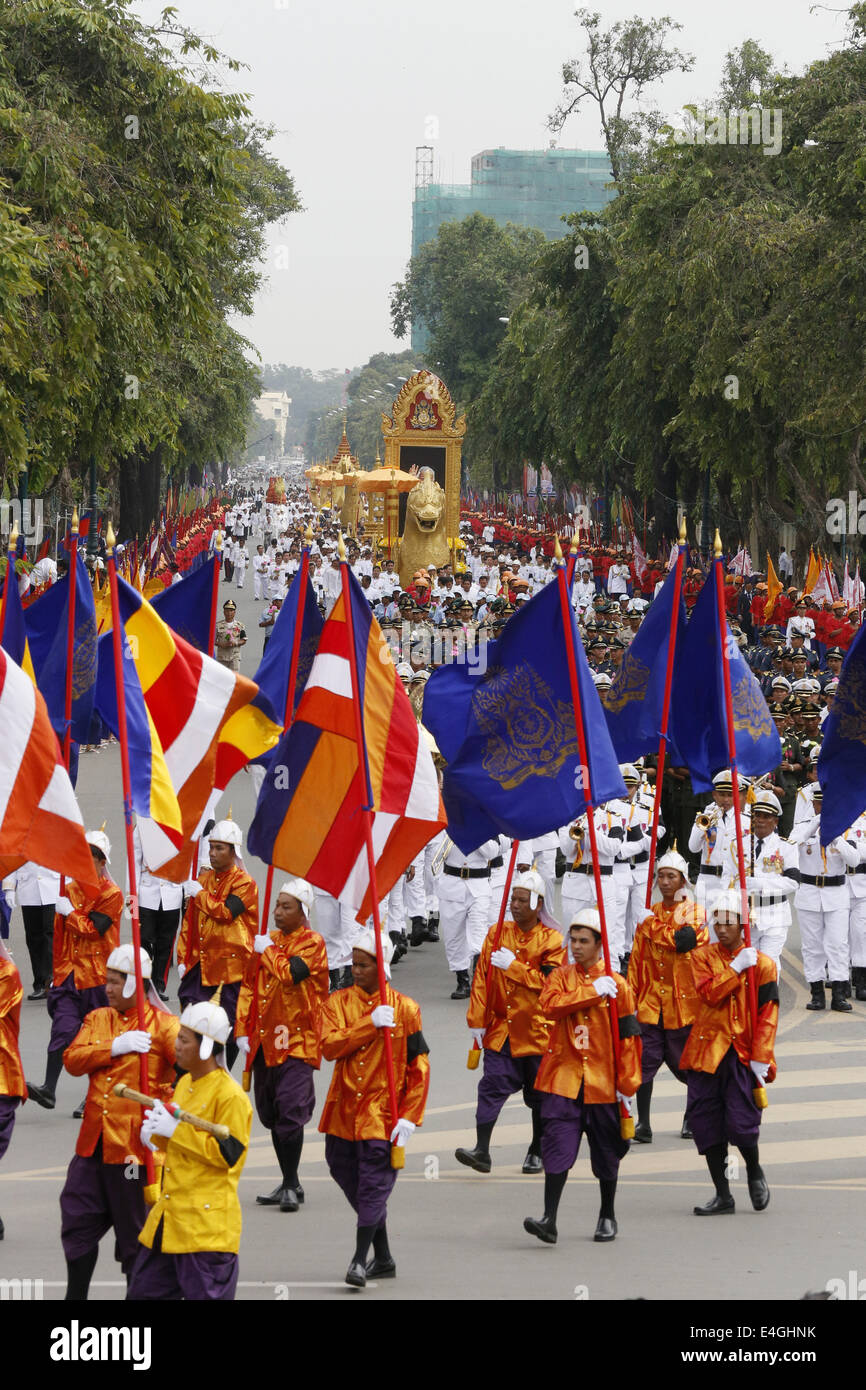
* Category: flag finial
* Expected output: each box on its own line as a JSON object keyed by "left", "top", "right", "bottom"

{"left": 554, "top": 536, "right": 563, "bottom": 563}
{"left": 569, "top": 538, "right": 578, "bottom": 555}
{"left": 214, "top": 528, "right": 223, "bottom": 553}
{"left": 106, "top": 521, "right": 116, "bottom": 551}
{"left": 304, "top": 523, "right": 313, "bottom": 544}
{"left": 678, "top": 517, "right": 687, "bottom": 543}
{"left": 8, "top": 525, "right": 18, "bottom": 550}
{"left": 338, "top": 533, "right": 346, "bottom": 560}
{"left": 714, "top": 528, "right": 722, "bottom": 558}
{"left": 71, "top": 507, "right": 79, "bottom": 533}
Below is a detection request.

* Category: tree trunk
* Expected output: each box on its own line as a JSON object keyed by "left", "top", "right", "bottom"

{"left": 117, "top": 445, "right": 163, "bottom": 539}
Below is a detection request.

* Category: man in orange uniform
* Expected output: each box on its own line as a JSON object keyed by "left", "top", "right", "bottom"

{"left": 28, "top": 830, "right": 123, "bottom": 1111}
{"left": 455, "top": 871, "right": 563, "bottom": 1175}
{"left": 627, "top": 848, "right": 708, "bottom": 1142}
{"left": 0, "top": 938, "right": 27, "bottom": 1241}
{"left": 178, "top": 818, "right": 259, "bottom": 1072}
{"left": 524, "top": 908, "right": 641, "bottom": 1245}
{"left": 319, "top": 929, "right": 430, "bottom": 1289}
{"left": 235, "top": 877, "right": 328, "bottom": 1213}
{"left": 681, "top": 891, "right": 779, "bottom": 1215}
{"left": 59, "top": 945, "right": 179, "bottom": 1299}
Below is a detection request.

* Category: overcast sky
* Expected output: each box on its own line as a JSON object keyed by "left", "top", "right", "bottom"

{"left": 132, "top": 0, "right": 849, "bottom": 373}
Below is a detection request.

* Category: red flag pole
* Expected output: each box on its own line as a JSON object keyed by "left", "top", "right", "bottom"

{"left": 207, "top": 531, "right": 223, "bottom": 659}
{"left": 62, "top": 511, "right": 80, "bottom": 771}
{"left": 644, "top": 519, "right": 687, "bottom": 906}
{"left": 0, "top": 525, "right": 17, "bottom": 643}
{"left": 468, "top": 838, "right": 520, "bottom": 1069}
{"left": 105, "top": 524, "right": 159, "bottom": 1201}
{"left": 338, "top": 536, "right": 403, "bottom": 1168}
{"left": 242, "top": 533, "right": 313, "bottom": 1094}
{"left": 712, "top": 529, "right": 766, "bottom": 1109}
{"left": 554, "top": 538, "right": 633, "bottom": 1139}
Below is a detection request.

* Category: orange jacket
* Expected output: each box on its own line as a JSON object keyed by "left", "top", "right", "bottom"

{"left": 52, "top": 877, "right": 123, "bottom": 989}
{"left": 0, "top": 958, "right": 26, "bottom": 1100}
{"left": 535, "top": 958, "right": 642, "bottom": 1103}
{"left": 680, "top": 943, "right": 778, "bottom": 1077}
{"left": 236, "top": 925, "right": 328, "bottom": 1067}
{"left": 466, "top": 919, "right": 565, "bottom": 1057}
{"left": 318, "top": 984, "right": 429, "bottom": 1140}
{"left": 627, "top": 899, "right": 708, "bottom": 1028}
{"left": 63, "top": 1001, "right": 180, "bottom": 1163}
{"left": 178, "top": 865, "right": 259, "bottom": 985}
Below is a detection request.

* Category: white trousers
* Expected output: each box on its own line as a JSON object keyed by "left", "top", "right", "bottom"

{"left": 798, "top": 906, "right": 850, "bottom": 983}
{"left": 560, "top": 872, "right": 624, "bottom": 962}
{"left": 438, "top": 879, "right": 491, "bottom": 973}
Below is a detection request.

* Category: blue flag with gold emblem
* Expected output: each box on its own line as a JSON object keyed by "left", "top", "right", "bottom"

{"left": 670, "top": 563, "right": 781, "bottom": 793}
{"left": 423, "top": 577, "right": 626, "bottom": 853}
{"left": 603, "top": 561, "right": 687, "bottom": 761}
{"left": 24, "top": 552, "right": 97, "bottom": 784}
{"left": 818, "top": 623, "right": 866, "bottom": 842}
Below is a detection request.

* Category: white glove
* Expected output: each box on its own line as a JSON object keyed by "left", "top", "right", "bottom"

{"left": 177, "top": 962, "right": 186, "bottom": 979}
{"left": 253, "top": 934, "right": 271, "bottom": 954}
{"left": 141, "top": 1100, "right": 179, "bottom": 1152}
{"left": 371, "top": 1004, "right": 394, "bottom": 1028}
{"left": 5, "top": 890, "right": 16, "bottom": 911}
{"left": 184, "top": 879, "right": 202, "bottom": 898}
{"left": 235, "top": 1036, "right": 250, "bottom": 1056}
{"left": 593, "top": 976, "right": 618, "bottom": 998}
{"left": 749, "top": 1059, "right": 770, "bottom": 1085}
{"left": 490, "top": 947, "right": 516, "bottom": 971}
{"left": 111, "top": 1030, "right": 152, "bottom": 1056}
{"left": 469, "top": 1026, "right": 486, "bottom": 1047}
{"left": 731, "top": 947, "right": 758, "bottom": 974}
{"left": 390, "top": 1117, "right": 416, "bottom": 1146}
{"left": 55, "top": 896, "right": 73, "bottom": 917}
{"left": 616, "top": 1090, "right": 636, "bottom": 1114}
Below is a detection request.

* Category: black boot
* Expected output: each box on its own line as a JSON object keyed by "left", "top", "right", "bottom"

{"left": 450, "top": 970, "right": 470, "bottom": 1000}
{"left": 739, "top": 1144, "right": 770, "bottom": 1210}
{"left": 424, "top": 912, "right": 440, "bottom": 942}
{"left": 694, "top": 1142, "right": 735, "bottom": 1214}
{"left": 257, "top": 1132, "right": 289, "bottom": 1206}
{"left": 594, "top": 1178, "right": 617, "bottom": 1241}
{"left": 366, "top": 1222, "right": 396, "bottom": 1278}
{"left": 854, "top": 966, "right": 866, "bottom": 1002}
{"left": 409, "top": 916, "right": 427, "bottom": 947}
{"left": 831, "top": 981, "right": 853, "bottom": 1013}
{"left": 805, "top": 981, "right": 826, "bottom": 1011}
{"left": 633, "top": 1080, "right": 653, "bottom": 1142}
{"left": 524, "top": 1170, "right": 568, "bottom": 1244}
{"left": 389, "top": 931, "right": 406, "bottom": 964}
{"left": 65, "top": 1248, "right": 99, "bottom": 1300}
{"left": 455, "top": 1120, "right": 494, "bottom": 1173}
{"left": 680, "top": 1111, "right": 693, "bottom": 1140}
{"left": 346, "top": 1223, "right": 378, "bottom": 1287}
{"left": 522, "top": 1108, "right": 544, "bottom": 1174}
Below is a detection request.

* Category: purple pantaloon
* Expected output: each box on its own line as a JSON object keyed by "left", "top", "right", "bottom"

{"left": 252, "top": 1050, "right": 315, "bottom": 1143}
{"left": 47, "top": 973, "right": 108, "bottom": 1053}
{"left": 685, "top": 1046, "right": 763, "bottom": 1154}
{"left": 540, "top": 1086, "right": 628, "bottom": 1180}
{"left": 476, "top": 1038, "right": 542, "bottom": 1124}
{"left": 127, "top": 1221, "right": 238, "bottom": 1301}
{"left": 0, "top": 1095, "right": 20, "bottom": 1160}
{"left": 639, "top": 1019, "right": 691, "bottom": 1086}
{"left": 178, "top": 965, "right": 240, "bottom": 1027}
{"left": 325, "top": 1135, "right": 397, "bottom": 1227}
{"left": 60, "top": 1140, "right": 148, "bottom": 1277}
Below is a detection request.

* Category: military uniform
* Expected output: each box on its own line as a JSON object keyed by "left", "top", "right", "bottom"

{"left": 214, "top": 614, "right": 246, "bottom": 671}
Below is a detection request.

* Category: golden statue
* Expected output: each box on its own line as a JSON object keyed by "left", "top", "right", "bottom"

{"left": 398, "top": 467, "right": 449, "bottom": 588}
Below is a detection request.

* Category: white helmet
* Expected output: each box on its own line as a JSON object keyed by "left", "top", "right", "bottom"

{"left": 86, "top": 829, "right": 111, "bottom": 864}
{"left": 512, "top": 869, "right": 545, "bottom": 911}
{"left": 278, "top": 878, "right": 314, "bottom": 914}
{"left": 656, "top": 848, "right": 689, "bottom": 878}
{"left": 208, "top": 819, "right": 243, "bottom": 848}
{"left": 107, "top": 944, "right": 152, "bottom": 997}
{"left": 712, "top": 889, "right": 744, "bottom": 920}
{"left": 180, "top": 997, "right": 232, "bottom": 1059}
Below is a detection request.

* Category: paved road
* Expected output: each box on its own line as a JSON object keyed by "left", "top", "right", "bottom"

{"left": 2, "top": 566, "right": 865, "bottom": 1301}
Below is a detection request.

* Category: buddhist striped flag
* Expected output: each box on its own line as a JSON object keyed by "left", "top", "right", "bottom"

{"left": 249, "top": 569, "right": 446, "bottom": 920}
{"left": 0, "top": 646, "right": 97, "bottom": 885}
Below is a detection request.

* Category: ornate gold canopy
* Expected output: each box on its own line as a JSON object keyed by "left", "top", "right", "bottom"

{"left": 380, "top": 370, "right": 465, "bottom": 544}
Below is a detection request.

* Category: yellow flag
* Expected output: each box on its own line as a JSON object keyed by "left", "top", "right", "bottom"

{"left": 765, "top": 552, "right": 782, "bottom": 620}
{"left": 804, "top": 548, "right": 821, "bottom": 594}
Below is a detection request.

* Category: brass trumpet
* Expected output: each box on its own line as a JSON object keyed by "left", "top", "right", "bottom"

{"left": 568, "top": 815, "right": 588, "bottom": 841}
{"left": 696, "top": 805, "right": 721, "bottom": 830}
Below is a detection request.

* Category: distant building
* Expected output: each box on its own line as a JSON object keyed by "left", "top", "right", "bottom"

{"left": 411, "top": 145, "right": 614, "bottom": 349}
{"left": 255, "top": 390, "right": 292, "bottom": 449}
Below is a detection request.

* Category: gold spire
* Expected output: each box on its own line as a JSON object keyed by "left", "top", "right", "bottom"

{"left": 211, "top": 984, "right": 223, "bottom": 1007}
{"left": 678, "top": 516, "right": 687, "bottom": 543}
{"left": 106, "top": 521, "right": 116, "bottom": 551}
{"left": 714, "top": 528, "right": 722, "bottom": 558}
{"left": 71, "top": 507, "right": 80, "bottom": 533}
{"left": 554, "top": 536, "right": 563, "bottom": 563}
{"left": 338, "top": 533, "right": 347, "bottom": 560}
{"left": 569, "top": 538, "right": 578, "bottom": 555}
{"left": 304, "top": 523, "right": 313, "bottom": 543}
{"left": 8, "top": 525, "right": 18, "bottom": 550}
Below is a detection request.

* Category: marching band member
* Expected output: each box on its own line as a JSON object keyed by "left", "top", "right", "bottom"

{"left": 789, "top": 786, "right": 859, "bottom": 1012}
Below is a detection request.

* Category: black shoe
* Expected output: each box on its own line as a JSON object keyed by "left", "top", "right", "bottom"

{"left": 0, "top": 1214, "right": 4, "bottom": 1240}
{"left": 389, "top": 932, "right": 406, "bottom": 964}
{"left": 633, "top": 1122, "right": 652, "bottom": 1143}
{"left": 853, "top": 967, "right": 866, "bottom": 1001}
{"left": 27, "top": 988, "right": 46, "bottom": 1001}
{"left": 806, "top": 982, "right": 826, "bottom": 1011}
{"left": 693, "top": 1194, "right": 735, "bottom": 1215}
{"left": 523, "top": 1215, "right": 557, "bottom": 1244}
{"left": 680, "top": 1116, "right": 693, "bottom": 1140}
{"left": 831, "top": 982, "right": 853, "bottom": 1013}
{"left": 409, "top": 917, "right": 427, "bottom": 947}
{"left": 296, "top": 1184, "right": 305, "bottom": 1204}
{"left": 27, "top": 1082, "right": 55, "bottom": 1110}
{"left": 279, "top": 1188, "right": 300, "bottom": 1213}
{"left": 256, "top": 1184, "right": 284, "bottom": 1206}
{"left": 73, "top": 1098, "right": 86, "bottom": 1120}
{"left": 156, "top": 987, "right": 169, "bottom": 1002}
{"left": 345, "top": 1260, "right": 367, "bottom": 1288}
{"left": 450, "top": 971, "right": 470, "bottom": 1000}
{"left": 425, "top": 914, "right": 440, "bottom": 942}
{"left": 366, "top": 1256, "right": 396, "bottom": 1279}
{"left": 748, "top": 1171, "right": 770, "bottom": 1211}
{"left": 455, "top": 1146, "right": 491, "bottom": 1174}
{"left": 522, "top": 1150, "right": 543, "bottom": 1174}
{"left": 594, "top": 1216, "right": 617, "bottom": 1242}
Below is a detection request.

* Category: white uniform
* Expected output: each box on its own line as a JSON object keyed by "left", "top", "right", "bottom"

{"left": 790, "top": 816, "right": 858, "bottom": 984}
{"left": 234, "top": 545, "right": 249, "bottom": 590}
{"left": 558, "top": 809, "right": 624, "bottom": 960}
{"left": 740, "top": 830, "right": 800, "bottom": 974}
{"left": 847, "top": 812, "right": 866, "bottom": 969}
{"left": 688, "top": 804, "right": 751, "bottom": 937}
{"left": 435, "top": 840, "right": 499, "bottom": 973}
{"left": 252, "top": 552, "right": 269, "bottom": 600}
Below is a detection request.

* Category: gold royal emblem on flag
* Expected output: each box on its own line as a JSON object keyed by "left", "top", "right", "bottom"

{"left": 472, "top": 663, "right": 580, "bottom": 790}
{"left": 605, "top": 649, "right": 650, "bottom": 714}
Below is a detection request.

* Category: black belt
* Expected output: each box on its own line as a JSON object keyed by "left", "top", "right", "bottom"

{"left": 444, "top": 865, "right": 491, "bottom": 880}
{"left": 699, "top": 865, "right": 723, "bottom": 877}
{"left": 756, "top": 895, "right": 787, "bottom": 906}
{"left": 567, "top": 864, "right": 613, "bottom": 876}
{"left": 801, "top": 874, "right": 845, "bottom": 888}
{"left": 633, "top": 851, "right": 649, "bottom": 865}
{"left": 850, "top": 865, "right": 866, "bottom": 876}
{"left": 489, "top": 856, "right": 504, "bottom": 869}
